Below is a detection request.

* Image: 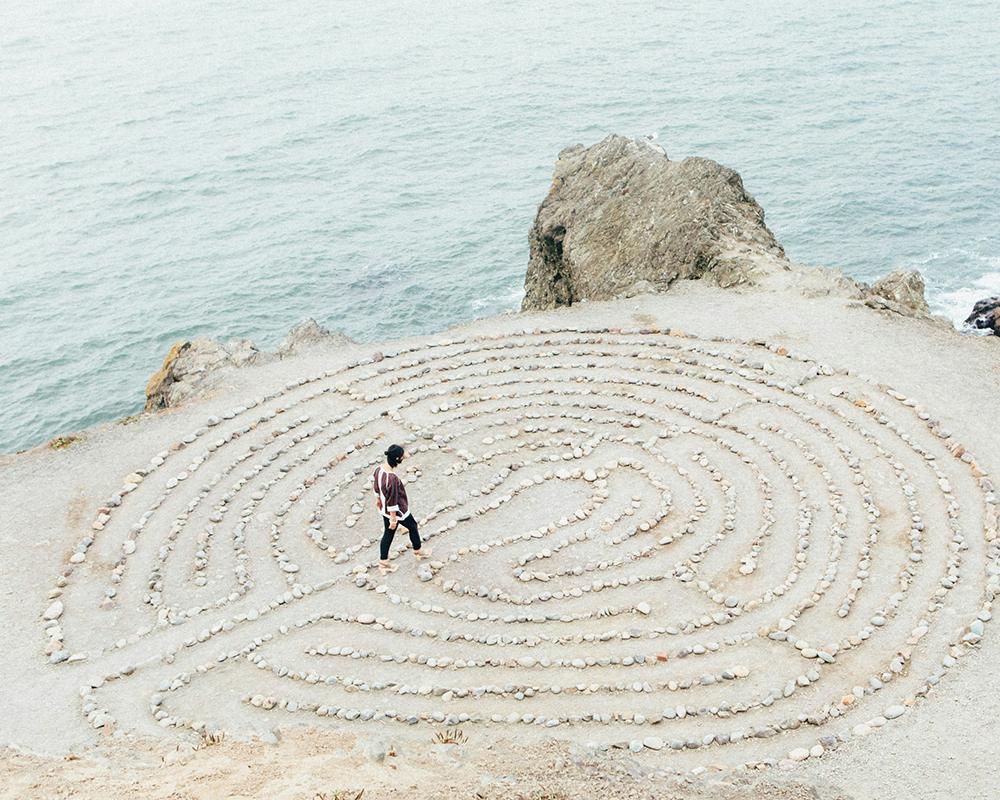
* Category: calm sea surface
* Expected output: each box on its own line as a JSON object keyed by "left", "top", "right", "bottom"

{"left": 2, "top": 0, "right": 999, "bottom": 453}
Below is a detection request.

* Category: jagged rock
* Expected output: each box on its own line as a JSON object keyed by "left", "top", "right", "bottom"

{"left": 863, "top": 270, "right": 930, "bottom": 317}
{"left": 784, "top": 264, "right": 865, "bottom": 300}
{"left": 276, "top": 318, "right": 352, "bottom": 357}
{"left": 144, "top": 319, "right": 353, "bottom": 411}
{"left": 615, "top": 279, "right": 657, "bottom": 300}
{"left": 521, "top": 134, "right": 788, "bottom": 311}
{"left": 145, "top": 338, "right": 262, "bottom": 410}
{"left": 964, "top": 297, "right": 1000, "bottom": 336}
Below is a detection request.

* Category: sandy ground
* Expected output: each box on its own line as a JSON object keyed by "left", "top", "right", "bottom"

{"left": 0, "top": 731, "right": 848, "bottom": 800}
{"left": 1, "top": 279, "right": 998, "bottom": 799}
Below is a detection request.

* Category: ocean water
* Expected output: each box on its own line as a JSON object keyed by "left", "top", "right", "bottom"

{"left": 2, "top": 0, "right": 999, "bottom": 454}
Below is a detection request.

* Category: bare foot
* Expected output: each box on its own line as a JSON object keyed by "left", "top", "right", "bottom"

{"left": 414, "top": 547, "right": 431, "bottom": 560}
{"left": 378, "top": 559, "right": 398, "bottom": 574}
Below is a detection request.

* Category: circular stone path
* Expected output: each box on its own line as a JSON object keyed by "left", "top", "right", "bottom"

{"left": 41, "top": 326, "right": 998, "bottom": 769}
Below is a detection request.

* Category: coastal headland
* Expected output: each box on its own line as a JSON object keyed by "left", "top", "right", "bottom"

{"left": 2, "top": 136, "right": 997, "bottom": 800}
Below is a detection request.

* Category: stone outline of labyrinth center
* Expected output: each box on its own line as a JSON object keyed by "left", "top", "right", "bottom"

{"left": 44, "top": 327, "right": 998, "bottom": 767}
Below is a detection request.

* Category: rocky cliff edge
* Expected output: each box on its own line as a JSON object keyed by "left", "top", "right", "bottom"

{"left": 145, "top": 318, "right": 352, "bottom": 411}
{"left": 521, "top": 134, "right": 949, "bottom": 327}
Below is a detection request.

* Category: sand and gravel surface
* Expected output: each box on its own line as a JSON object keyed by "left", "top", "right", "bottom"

{"left": 2, "top": 280, "right": 998, "bottom": 799}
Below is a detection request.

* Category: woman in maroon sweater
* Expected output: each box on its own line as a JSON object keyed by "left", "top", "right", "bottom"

{"left": 372, "top": 444, "right": 427, "bottom": 574}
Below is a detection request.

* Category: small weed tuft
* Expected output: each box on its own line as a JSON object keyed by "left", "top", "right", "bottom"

{"left": 200, "top": 729, "right": 225, "bottom": 747}
{"left": 432, "top": 727, "right": 467, "bottom": 745}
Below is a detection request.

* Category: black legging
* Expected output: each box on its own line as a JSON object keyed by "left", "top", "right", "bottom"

{"left": 380, "top": 514, "right": 421, "bottom": 559}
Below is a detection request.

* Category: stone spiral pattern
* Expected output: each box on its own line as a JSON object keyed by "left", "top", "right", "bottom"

{"left": 42, "top": 327, "right": 998, "bottom": 769}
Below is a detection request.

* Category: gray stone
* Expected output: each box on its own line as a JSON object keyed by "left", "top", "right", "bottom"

{"left": 863, "top": 270, "right": 931, "bottom": 317}
{"left": 522, "top": 134, "right": 787, "bottom": 311}
{"left": 43, "top": 600, "right": 64, "bottom": 621}
{"left": 964, "top": 296, "right": 1000, "bottom": 335}
{"left": 146, "top": 320, "right": 352, "bottom": 411}
{"left": 276, "top": 318, "right": 353, "bottom": 357}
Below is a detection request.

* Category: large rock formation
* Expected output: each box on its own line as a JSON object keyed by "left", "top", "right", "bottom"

{"left": 862, "top": 270, "right": 931, "bottom": 317}
{"left": 276, "top": 318, "right": 353, "bottom": 356}
{"left": 521, "top": 134, "right": 788, "bottom": 311}
{"left": 964, "top": 297, "right": 1000, "bottom": 336}
{"left": 144, "top": 338, "right": 262, "bottom": 411}
{"left": 145, "top": 318, "right": 351, "bottom": 411}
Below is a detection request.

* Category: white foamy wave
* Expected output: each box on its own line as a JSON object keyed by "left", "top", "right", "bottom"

{"left": 932, "top": 269, "right": 1000, "bottom": 328}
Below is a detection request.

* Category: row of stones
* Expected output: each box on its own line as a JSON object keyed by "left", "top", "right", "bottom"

{"left": 52, "top": 326, "right": 992, "bottom": 776}
{"left": 42, "top": 327, "right": 846, "bottom": 658}
{"left": 338, "top": 380, "right": 976, "bottom": 692}
{"left": 133, "top": 605, "right": 967, "bottom": 767}
{"left": 60, "top": 404, "right": 984, "bottom": 680}
{"left": 348, "top": 336, "right": 872, "bottom": 612}
{"left": 225, "top": 351, "right": 730, "bottom": 589}
{"left": 252, "top": 651, "right": 752, "bottom": 698}
{"left": 229, "top": 591, "right": 881, "bottom": 727}
{"left": 42, "top": 324, "right": 821, "bottom": 620}
{"left": 244, "top": 346, "right": 1000, "bottom": 756}
{"left": 44, "top": 322, "right": 556, "bottom": 654}
{"left": 86, "top": 527, "right": 993, "bottom": 765}
{"left": 364, "top": 420, "right": 819, "bottom": 621}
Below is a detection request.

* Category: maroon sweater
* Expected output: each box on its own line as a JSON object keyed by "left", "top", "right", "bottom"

{"left": 372, "top": 466, "right": 410, "bottom": 519}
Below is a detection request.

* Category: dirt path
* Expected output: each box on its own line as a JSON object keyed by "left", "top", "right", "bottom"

{"left": 2, "top": 282, "right": 998, "bottom": 799}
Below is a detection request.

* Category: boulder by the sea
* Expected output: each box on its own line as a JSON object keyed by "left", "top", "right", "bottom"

{"left": 521, "top": 134, "right": 788, "bottom": 311}
{"left": 863, "top": 270, "right": 931, "bottom": 317}
{"left": 276, "top": 318, "right": 353, "bottom": 357}
{"left": 144, "top": 338, "right": 261, "bottom": 411}
{"left": 145, "top": 318, "right": 353, "bottom": 411}
{"left": 964, "top": 297, "right": 1000, "bottom": 336}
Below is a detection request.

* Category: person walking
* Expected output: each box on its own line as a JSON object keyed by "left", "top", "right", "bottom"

{"left": 372, "top": 444, "right": 427, "bottom": 574}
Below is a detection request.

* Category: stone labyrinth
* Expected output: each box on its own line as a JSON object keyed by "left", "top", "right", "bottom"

{"left": 42, "top": 327, "right": 998, "bottom": 769}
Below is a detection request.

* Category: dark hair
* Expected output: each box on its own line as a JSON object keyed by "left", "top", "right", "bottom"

{"left": 385, "top": 444, "right": 405, "bottom": 468}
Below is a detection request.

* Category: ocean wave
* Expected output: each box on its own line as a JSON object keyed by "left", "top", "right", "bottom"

{"left": 932, "top": 270, "right": 1000, "bottom": 328}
